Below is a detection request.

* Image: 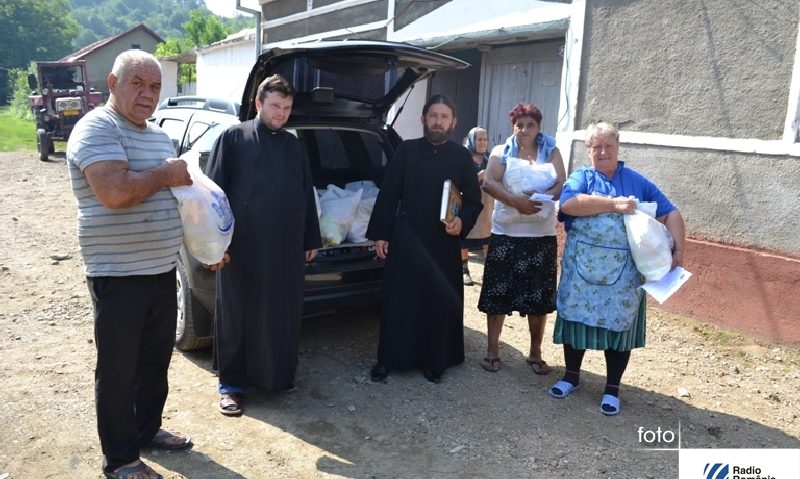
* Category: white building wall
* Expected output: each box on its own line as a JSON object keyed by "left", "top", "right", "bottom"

{"left": 196, "top": 41, "right": 256, "bottom": 104}
{"left": 158, "top": 60, "right": 179, "bottom": 102}
{"left": 390, "top": 78, "right": 428, "bottom": 142}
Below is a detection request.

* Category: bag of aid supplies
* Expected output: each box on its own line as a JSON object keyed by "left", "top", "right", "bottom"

{"left": 170, "top": 152, "right": 234, "bottom": 264}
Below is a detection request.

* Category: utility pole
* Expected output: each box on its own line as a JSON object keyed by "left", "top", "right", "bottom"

{"left": 236, "top": 0, "right": 262, "bottom": 62}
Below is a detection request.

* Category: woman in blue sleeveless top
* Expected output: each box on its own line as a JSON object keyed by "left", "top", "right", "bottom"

{"left": 550, "top": 122, "right": 686, "bottom": 416}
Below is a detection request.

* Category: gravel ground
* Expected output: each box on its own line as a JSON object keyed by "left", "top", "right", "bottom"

{"left": 0, "top": 151, "right": 798, "bottom": 479}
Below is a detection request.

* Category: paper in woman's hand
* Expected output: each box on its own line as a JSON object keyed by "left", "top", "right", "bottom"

{"left": 529, "top": 193, "right": 555, "bottom": 218}
{"left": 641, "top": 266, "right": 692, "bottom": 304}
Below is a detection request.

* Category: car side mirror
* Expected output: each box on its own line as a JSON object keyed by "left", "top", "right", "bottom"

{"left": 27, "top": 74, "right": 37, "bottom": 90}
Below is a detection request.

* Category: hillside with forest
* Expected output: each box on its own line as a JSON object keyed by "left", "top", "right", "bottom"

{"left": 69, "top": 0, "right": 251, "bottom": 50}
{"left": 0, "top": 0, "right": 252, "bottom": 106}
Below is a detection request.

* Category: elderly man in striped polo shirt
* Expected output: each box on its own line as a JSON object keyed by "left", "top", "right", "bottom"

{"left": 67, "top": 50, "right": 197, "bottom": 479}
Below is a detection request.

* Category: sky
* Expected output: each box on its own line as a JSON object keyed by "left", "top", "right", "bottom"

{"left": 204, "top": 0, "right": 260, "bottom": 17}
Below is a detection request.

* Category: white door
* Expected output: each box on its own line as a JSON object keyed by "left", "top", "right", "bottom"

{"left": 480, "top": 40, "right": 564, "bottom": 147}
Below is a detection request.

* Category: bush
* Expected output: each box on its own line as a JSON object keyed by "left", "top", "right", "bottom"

{"left": 8, "top": 68, "right": 34, "bottom": 121}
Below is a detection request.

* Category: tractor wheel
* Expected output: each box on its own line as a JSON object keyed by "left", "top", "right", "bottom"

{"left": 36, "top": 129, "right": 49, "bottom": 161}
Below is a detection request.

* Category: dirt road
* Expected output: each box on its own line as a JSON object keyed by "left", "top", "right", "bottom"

{"left": 0, "top": 152, "right": 798, "bottom": 479}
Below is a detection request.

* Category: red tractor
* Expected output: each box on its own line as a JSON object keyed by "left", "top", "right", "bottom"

{"left": 27, "top": 60, "right": 103, "bottom": 161}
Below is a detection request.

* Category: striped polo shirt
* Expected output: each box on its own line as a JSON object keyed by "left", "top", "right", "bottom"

{"left": 66, "top": 106, "right": 183, "bottom": 277}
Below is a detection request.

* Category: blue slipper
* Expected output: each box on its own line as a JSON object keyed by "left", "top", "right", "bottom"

{"left": 548, "top": 380, "right": 579, "bottom": 398}
{"left": 599, "top": 394, "right": 621, "bottom": 416}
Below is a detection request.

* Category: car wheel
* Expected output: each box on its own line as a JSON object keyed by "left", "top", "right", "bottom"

{"left": 36, "top": 129, "right": 48, "bottom": 162}
{"left": 176, "top": 258, "right": 213, "bottom": 351}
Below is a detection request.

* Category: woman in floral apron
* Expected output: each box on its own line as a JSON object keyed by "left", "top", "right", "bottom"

{"left": 550, "top": 122, "right": 686, "bottom": 415}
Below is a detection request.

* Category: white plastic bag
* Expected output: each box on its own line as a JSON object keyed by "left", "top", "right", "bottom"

{"left": 313, "top": 186, "right": 322, "bottom": 219}
{"left": 346, "top": 196, "right": 377, "bottom": 243}
{"left": 503, "top": 158, "right": 556, "bottom": 195}
{"left": 170, "top": 161, "right": 234, "bottom": 264}
{"left": 345, "top": 180, "right": 379, "bottom": 199}
{"left": 319, "top": 185, "right": 363, "bottom": 246}
{"left": 344, "top": 181, "right": 379, "bottom": 243}
{"left": 495, "top": 159, "right": 557, "bottom": 224}
{"left": 623, "top": 210, "right": 673, "bottom": 281}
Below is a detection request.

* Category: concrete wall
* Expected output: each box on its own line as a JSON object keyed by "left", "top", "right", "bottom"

{"left": 576, "top": 0, "right": 800, "bottom": 258}
{"left": 264, "top": 0, "right": 388, "bottom": 43}
{"left": 571, "top": 142, "right": 800, "bottom": 255}
{"left": 579, "top": 0, "right": 797, "bottom": 139}
{"left": 84, "top": 31, "right": 162, "bottom": 97}
{"left": 394, "top": 0, "right": 449, "bottom": 30}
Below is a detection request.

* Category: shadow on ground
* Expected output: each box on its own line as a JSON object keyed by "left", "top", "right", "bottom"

{"left": 173, "top": 307, "right": 799, "bottom": 479}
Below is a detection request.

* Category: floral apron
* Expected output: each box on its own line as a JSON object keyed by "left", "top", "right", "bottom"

{"left": 556, "top": 213, "right": 644, "bottom": 332}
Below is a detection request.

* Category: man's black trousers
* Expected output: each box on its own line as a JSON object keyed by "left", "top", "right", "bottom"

{"left": 87, "top": 269, "right": 177, "bottom": 473}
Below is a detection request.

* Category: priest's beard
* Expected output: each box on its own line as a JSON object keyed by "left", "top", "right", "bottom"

{"left": 423, "top": 124, "right": 453, "bottom": 145}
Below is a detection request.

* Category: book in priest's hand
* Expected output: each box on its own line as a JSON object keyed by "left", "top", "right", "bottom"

{"left": 439, "top": 179, "right": 462, "bottom": 225}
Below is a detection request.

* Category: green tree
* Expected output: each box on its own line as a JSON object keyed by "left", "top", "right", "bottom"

{"left": 0, "top": 0, "right": 79, "bottom": 65}
{"left": 184, "top": 9, "right": 228, "bottom": 47}
{"left": 69, "top": 0, "right": 208, "bottom": 50}
{"left": 156, "top": 9, "right": 232, "bottom": 92}
{"left": 0, "top": 0, "right": 79, "bottom": 104}
{"left": 8, "top": 67, "right": 35, "bottom": 119}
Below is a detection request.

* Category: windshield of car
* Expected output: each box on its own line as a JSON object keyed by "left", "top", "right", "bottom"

{"left": 186, "top": 119, "right": 239, "bottom": 155}
{"left": 40, "top": 65, "right": 84, "bottom": 90}
{"left": 272, "top": 56, "right": 395, "bottom": 102}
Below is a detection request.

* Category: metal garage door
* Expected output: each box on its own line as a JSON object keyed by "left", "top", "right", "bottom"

{"left": 479, "top": 40, "right": 564, "bottom": 146}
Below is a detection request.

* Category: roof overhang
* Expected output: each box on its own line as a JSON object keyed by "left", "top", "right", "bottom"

{"left": 392, "top": 0, "right": 570, "bottom": 51}
{"left": 158, "top": 49, "right": 197, "bottom": 64}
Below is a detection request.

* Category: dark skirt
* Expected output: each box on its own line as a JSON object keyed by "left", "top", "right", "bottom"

{"left": 478, "top": 234, "right": 557, "bottom": 316}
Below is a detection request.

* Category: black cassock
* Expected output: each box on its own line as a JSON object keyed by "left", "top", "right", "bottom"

{"left": 366, "top": 138, "right": 482, "bottom": 375}
{"left": 206, "top": 119, "right": 322, "bottom": 391}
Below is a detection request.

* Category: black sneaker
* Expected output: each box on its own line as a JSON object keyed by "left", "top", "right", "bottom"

{"left": 370, "top": 363, "right": 389, "bottom": 382}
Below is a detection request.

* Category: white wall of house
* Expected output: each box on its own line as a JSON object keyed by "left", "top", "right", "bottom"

{"left": 159, "top": 61, "right": 179, "bottom": 102}
{"left": 389, "top": 78, "right": 429, "bottom": 142}
{"left": 196, "top": 40, "right": 256, "bottom": 104}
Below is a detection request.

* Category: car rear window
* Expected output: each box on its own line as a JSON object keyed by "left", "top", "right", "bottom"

{"left": 272, "top": 57, "right": 389, "bottom": 101}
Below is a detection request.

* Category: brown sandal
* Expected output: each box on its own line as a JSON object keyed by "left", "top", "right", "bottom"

{"left": 526, "top": 358, "right": 552, "bottom": 375}
{"left": 481, "top": 357, "right": 502, "bottom": 372}
{"left": 219, "top": 393, "right": 243, "bottom": 416}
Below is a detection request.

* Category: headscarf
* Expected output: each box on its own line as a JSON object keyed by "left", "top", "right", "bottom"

{"left": 464, "top": 127, "right": 490, "bottom": 169}
{"left": 500, "top": 131, "right": 556, "bottom": 165}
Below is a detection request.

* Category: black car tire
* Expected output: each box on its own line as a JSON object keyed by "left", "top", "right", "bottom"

{"left": 176, "top": 257, "right": 212, "bottom": 351}
{"left": 36, "top": 129, "right": 48, "bottom": 162}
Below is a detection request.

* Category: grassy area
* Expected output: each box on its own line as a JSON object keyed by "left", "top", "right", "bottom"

{"left": 0, "top": 107, "right": 36, "bottom": 152}
{"left": 692, "top": 323, "right": 744, "bottom": 346}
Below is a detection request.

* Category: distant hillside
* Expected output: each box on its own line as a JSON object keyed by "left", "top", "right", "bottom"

{"left": 69, "top": 0, "right": 251, "bottom": 50}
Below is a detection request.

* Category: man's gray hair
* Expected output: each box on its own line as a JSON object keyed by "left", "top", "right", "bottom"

{"left": 111, "top": 50, "right": 161, "bottom": 81}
